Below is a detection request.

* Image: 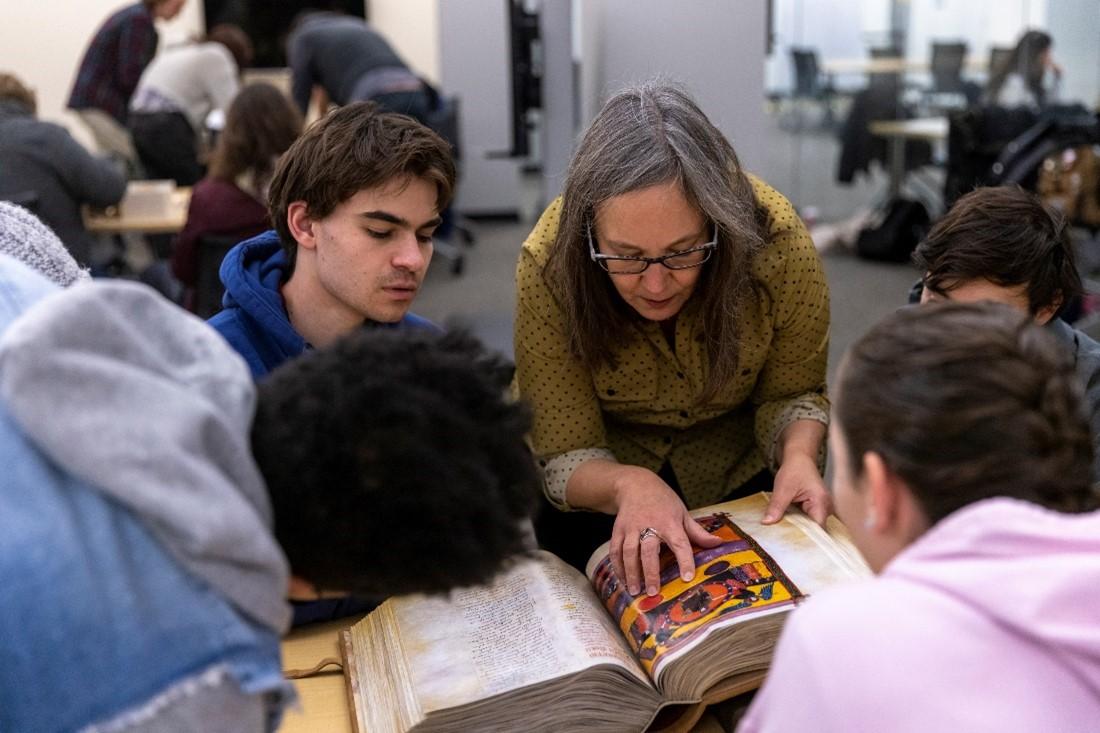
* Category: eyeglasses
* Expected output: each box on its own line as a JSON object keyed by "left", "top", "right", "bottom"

{"left": 588, "top": 224, "right": 717, "bottom": 274}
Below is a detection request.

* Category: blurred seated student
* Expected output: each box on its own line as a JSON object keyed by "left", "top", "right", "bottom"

{"left": 986, "top": 29, "right": 1061, "bottom": 109}
{"left": 0, "top": 73, "right": 126, "bottom": 266}
{"left": 0, "top": 202, "right": 90, "bottom": 287}
{"left": 67, "top": 0, "right": 187, "bottom": 170}
{"left": 129, "top": 24, "right": 253, "bottom": 185}
{"left": 173, "top": 83, "right": 302, "bottom": 311}
{"left": 0, "top": 254, "right": 537, "bottom": 732}
{"left": 739, "top": 301, "right": 1100, "bottom": 732}
{"left": 912, "top": 185, "right": 1100, "bottom": 482}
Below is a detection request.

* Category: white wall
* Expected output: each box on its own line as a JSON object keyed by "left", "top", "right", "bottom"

{"left": 439, "top": 0, "right": 521, "bottom": 215}
{"left": 539, "top": 0, "right": 575, "bottom": 201}
{"left": 766, "top": 0, "right": 891, "bottom": 94}
{"left": 1045, "top": 0, "right": 1100, "bottom": 108}
{"left": 905, "top": 0, "right": 1047, "bottom": 67}
{"left": 578, "top": 0, "right": 769, "bottom": 174}
{"left": 369, "top": 0, "right": 441, "bottom": 85}
{"left": 0, "top": 0, "right": 202, "bottom": 148}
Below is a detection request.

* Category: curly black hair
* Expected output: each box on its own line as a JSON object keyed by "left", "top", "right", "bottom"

{"left": 251, "top": 327, "right": 539, "bottom": 597}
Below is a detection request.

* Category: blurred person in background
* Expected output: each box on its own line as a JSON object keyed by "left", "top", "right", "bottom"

{"left": 986, "top": 29, "right": 1062, "bottom": 109}
{"left": 129, "top": 24, "right": 254, "bottom": 185}
{"left": 67, "top": 0, "right": 187, "bottom": 170}
{"left": 0, "top": 72, "right": 125, "bottom": 266}
{"left": 172, "top": 82, "right": 303, "bottom": 311}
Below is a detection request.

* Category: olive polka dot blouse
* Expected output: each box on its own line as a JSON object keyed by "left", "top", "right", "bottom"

{"left": 514, "top": 176, "right": 830, "bottom": 510}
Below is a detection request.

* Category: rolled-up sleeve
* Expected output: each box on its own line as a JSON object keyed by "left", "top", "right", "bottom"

{"left": 751, "top": 215, "right": 830, "bottom": 472}
{"left": 514, "top": 201, "right": 613, "bottom": 508}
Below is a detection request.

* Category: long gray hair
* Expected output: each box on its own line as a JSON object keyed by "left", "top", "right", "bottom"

{"left": 545, "top": 82, "right": 769, "bottom": 403}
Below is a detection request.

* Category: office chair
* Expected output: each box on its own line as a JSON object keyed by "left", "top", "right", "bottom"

{"left": 988, "top": 47, "right": 1014, "bottom": 81}
{"left": 930, "top": 42, "right": 968, "bottom": 95}
{"left": 787, "top": 47, "right": 836, "bottom": 130}
{"left": 193, "top": 234, "right": 239, "bottom": 318}
{"left": 424, "top": 91, "right": 475, "bottom": 275}
{"left": 924, "top": 41, "right": 979, "bottom": 109}
{"left": 0, "top": 190, "right": 40, "bottom": 213}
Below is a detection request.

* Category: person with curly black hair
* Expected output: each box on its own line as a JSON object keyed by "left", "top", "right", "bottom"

{"left": 252, "top": 327, "right": 539, "bottom": 599}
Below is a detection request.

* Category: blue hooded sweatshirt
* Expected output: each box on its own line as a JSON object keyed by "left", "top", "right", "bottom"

{"left": 208, "top": 230, "right": 436, "bottom": 379}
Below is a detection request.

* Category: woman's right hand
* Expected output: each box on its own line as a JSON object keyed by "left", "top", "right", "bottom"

{"left": 607, "top": 467, "right": 723, "bottom": 597}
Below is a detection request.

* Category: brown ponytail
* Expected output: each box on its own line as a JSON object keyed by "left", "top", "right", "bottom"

{"left": 835, "top": 301, "right": 1096, "bottom": 523}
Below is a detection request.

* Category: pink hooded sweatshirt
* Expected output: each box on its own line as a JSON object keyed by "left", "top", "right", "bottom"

{"left": 739, "top": 497, "right": 1100, "bottom": 733}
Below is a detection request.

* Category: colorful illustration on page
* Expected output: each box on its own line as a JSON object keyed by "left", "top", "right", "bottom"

{"left": 591, "top": 513, "right": 803, "bottom": 676}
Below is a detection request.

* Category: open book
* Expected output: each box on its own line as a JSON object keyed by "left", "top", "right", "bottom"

{"left": 342, "top": 493, "right": 870, "bottom": 733}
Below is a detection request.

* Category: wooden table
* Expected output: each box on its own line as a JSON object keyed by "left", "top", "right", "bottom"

{"left": 869, "top": 117, "right": 949, "bottom": 197}
{"left": 83, "top": 186, "right": 191, "bottom": 235}
{"left": 277, "top": 618, "right": 729, "bottom": 733}
{"left": 823, "top": 57, "right": 986, "bottom": 77}
{"left": 279, "top": 617, "right": 364, "bottom": 733}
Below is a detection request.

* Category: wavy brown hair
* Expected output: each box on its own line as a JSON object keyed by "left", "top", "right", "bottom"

{"left": 208, "top": 83, "right": 302, "bottom": 199}
{"left": 268, "top": 101, "right": 455, "bottom": 272}
{"left": 913, "top": 185, "right": 1080, "bottom": 316}
{"left": 544, "top": 82, "right": 769, "bottom": 403}
{"left": 836, "top": 301, "right": 1096, "bottom": 522}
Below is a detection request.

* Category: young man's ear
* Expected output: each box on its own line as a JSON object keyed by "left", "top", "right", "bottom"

{"left": 287, "top": 201, "right": 318, "bottom": 251}
{"left": 1033, "top": 292, "right": 1062, "bottom": 325}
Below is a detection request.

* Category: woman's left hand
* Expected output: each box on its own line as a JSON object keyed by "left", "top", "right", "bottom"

{"left": 763, "top": 452, "right": 831, "bottom": 525}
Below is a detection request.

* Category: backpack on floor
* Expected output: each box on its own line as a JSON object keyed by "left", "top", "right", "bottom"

{"left": 855, "top": 198, "right": 931, "bottom": 262}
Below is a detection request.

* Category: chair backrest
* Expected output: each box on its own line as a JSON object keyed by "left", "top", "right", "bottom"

{"left": 988, "top": 47, "right": 1014, "bottom": 79}
{"left": 1, "top": 190, "right": 40, "bottom": 213}
{"left": 867, "top": 46, "right": 903, "bottom": 98}
{"left": 425, "top": 94, "right": 461, "bottom": 164}
{"left": 194, "top": 234, "right": 239, "bottom": 319}
{"left": 930, "top": 41, "right": 968, "bottom": 92}
{"left": 790, "top": 48, "right": 821, "bottom": 97}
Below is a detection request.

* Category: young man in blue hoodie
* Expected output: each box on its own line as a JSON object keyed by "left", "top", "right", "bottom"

{"left": 0, "top": 252, "right": 536, "bottom": 732}
{"left": 209, "top": 101, "right": 453, "bottom": 378}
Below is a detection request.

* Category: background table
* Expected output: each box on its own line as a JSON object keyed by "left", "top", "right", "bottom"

{"left": 869, "top": 117, "right": 948, "bottom": 197}
{"left": 83, "top": 186, "right": 191, "bottom": 235}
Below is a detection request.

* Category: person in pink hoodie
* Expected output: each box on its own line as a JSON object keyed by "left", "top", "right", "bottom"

{"left": 740, "top": 301, "right": 1100, "bottom": 733}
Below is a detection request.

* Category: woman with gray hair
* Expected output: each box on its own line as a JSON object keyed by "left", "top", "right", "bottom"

{"left": 514, "top": 82, "right": 830, "bottom": 598}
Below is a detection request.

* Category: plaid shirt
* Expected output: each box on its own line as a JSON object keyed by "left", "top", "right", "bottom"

{"left": 67, "top": 3, "right": 158, "bottom": 124}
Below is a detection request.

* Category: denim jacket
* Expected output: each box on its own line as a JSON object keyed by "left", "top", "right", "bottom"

{"left": 0, "top": 256, "right": 293, "bottom": 731}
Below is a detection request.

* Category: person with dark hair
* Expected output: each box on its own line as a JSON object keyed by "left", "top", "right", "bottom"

{"left": 986, "top": 29, "right": 1061, "bottom": 108}
{"left": 286, "top": 10, "right": 431, "bottom": 123}
{"left": 172, "top": 83, "right": 302, "bottom": 310}
{"left": 515, "top": 82, "right": 831, "bottom": 594}
{"left": 739, "top": 301, "right": 1100, "bottom": 732}
{"left": 0, "top": 72, "right": 126, "bottom": 265}
{"left": 67, "top": 0, "right": 187, "bottom": 168}
{"left": 0, "top": 254, "right": 536, "bottom": 731}
{"left": 913, "top": 185, "right": 1100, "bottom": 481}
{"left": 254, "top": 327, "right": 538, "bottom": 599}
{"left": 208, "top": 101, "right": 454, "bottom": 380}
{"left": 129, "top": 24, "right": 254, "bottom": 184}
